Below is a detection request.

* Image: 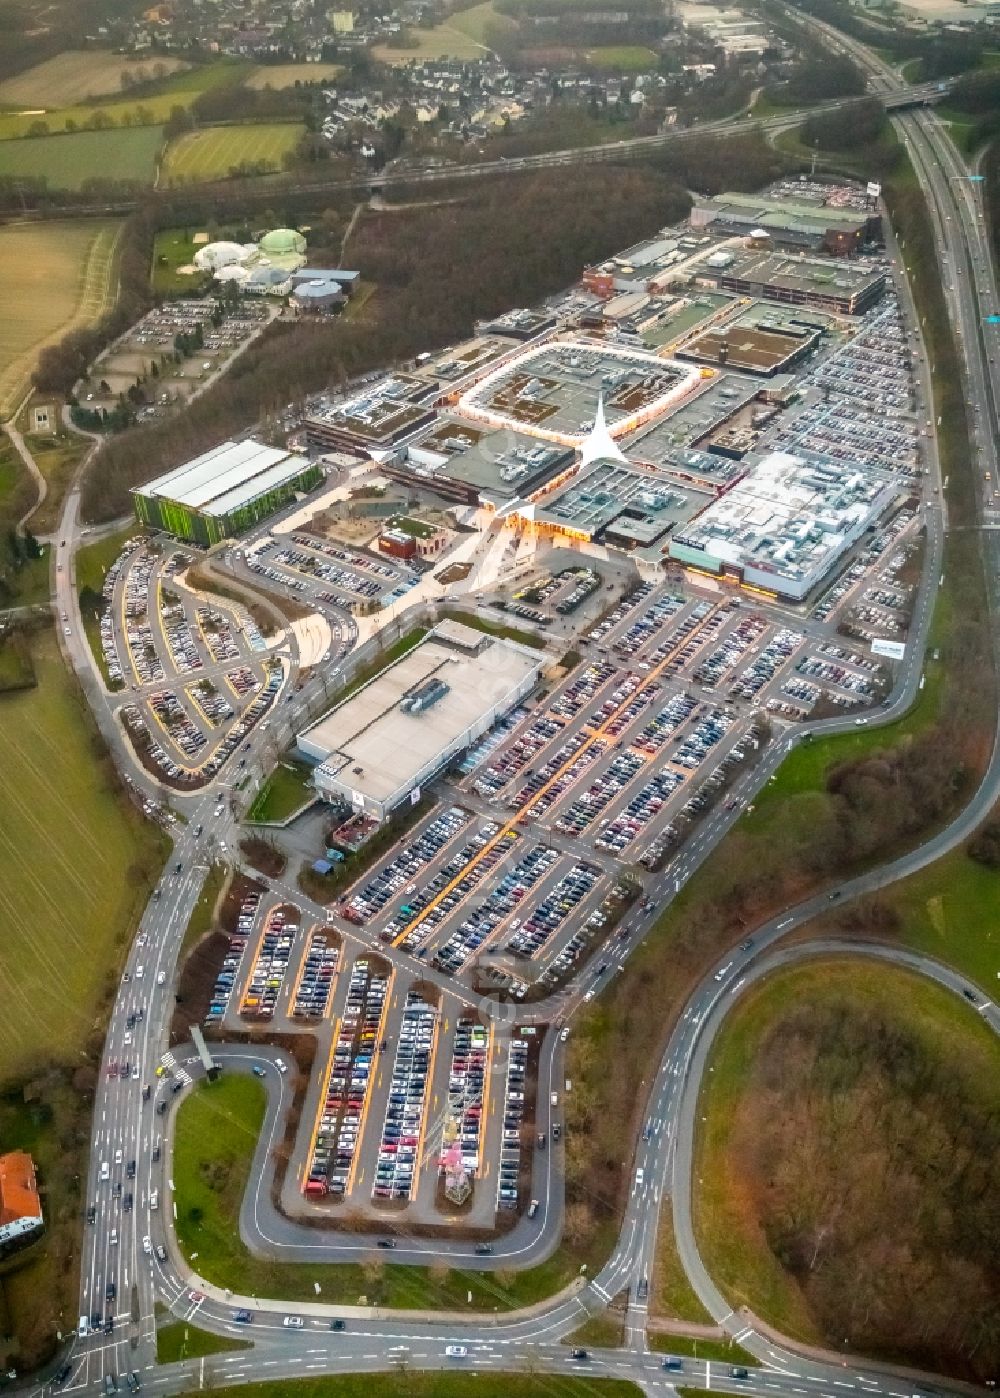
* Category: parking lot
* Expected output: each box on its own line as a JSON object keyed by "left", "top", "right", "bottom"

{"left": 102, "top": 539, "right": 288, "bottom": 787}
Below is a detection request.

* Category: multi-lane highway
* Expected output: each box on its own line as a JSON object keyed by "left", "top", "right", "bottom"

{"left": 41, "top": 25, "right": 1000, "bottom": 1398}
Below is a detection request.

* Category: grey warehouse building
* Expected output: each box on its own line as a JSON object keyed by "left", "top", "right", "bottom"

{"left": 298, "top": 621, "right": 542, "bottom": 821}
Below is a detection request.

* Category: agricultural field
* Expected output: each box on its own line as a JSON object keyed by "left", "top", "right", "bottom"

{"left": 0, "top": 629, "right": 168, "bottom": 1078}
{"left": 0, "top": 219, "right": 121, "bottom": 419}
{"left": 246, "top": 63, "right": 343, "bottom": 89}
{"left": 162, "top": 122, "right": 303, "bottom": 182}
{"left": 0, "top": 60, "right": 251, "bottom": 140}
{"left": 0, "top": 50, "right": 190, "bottom": 107}
{"left": 0, "top": 125, "right": 164, "bottom": 190}
{"left": 373, "top": 4, "right": 509, "bottom": 64}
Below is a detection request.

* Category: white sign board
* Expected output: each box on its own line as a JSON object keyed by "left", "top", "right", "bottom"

{"left": 410, "top": 785, "right": 421, "bottom": 806}
{"left": 351, "top": 789, "right": 365, "bottom": 812}
{"left": 866, "top": 181, "right": 881, "bottom": 199}
{"left": 871, "top": 638, "right": 905, "bottom": 660}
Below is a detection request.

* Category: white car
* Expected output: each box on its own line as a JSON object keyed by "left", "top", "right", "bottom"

{"left": 635, "top": 1167, "right": 645, "bottom": 1186}
{"left": 110, "top": 1230, "right": 118, "bottom": 1246}
{"left": 135, "top": 965, "right": 145, "bottom": 980}
{"left": 142, "top": 1236, "right": 152, "bottom": 1255}
{"left": 114, "top": 1148, "right": 123, "bottom": 1165}
{"left": 283, "top": 1316, "right": 304, "bottom": 1329}
{"left": 275, "top": 1058, "right": 287, "bottom": 1075}
{"left": 445, "top": 1346, "right": 468, "bottom": 1358}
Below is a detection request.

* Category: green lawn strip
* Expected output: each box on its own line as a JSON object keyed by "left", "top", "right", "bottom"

{"left": 693, "top": 961, "right": 1000, "bottom": 1349}
{"left": 75, "top": 524, "right": 139, "bottom": 596}
{"left": 174, "top": 1076, "right": 610, "bottom": 1310}
{"left": 563, "top": 1311, "right": 626, "bottom": 1347}
{"left": 180, "top": 1379, "right": 641, "bottom": 1398}
{"left": 157, "top": 1321, "right": 251, "bottom": 1363}
{"left": 181, "top": 861, "right": 227, "bottom": 956}
{"left": 650, "top": 1209, "right": 712, "bottom": 1325}
{"left": 247, "top": 759, "right": 315, "bottom": 824}
{"left": 646, "top": 1334, "right": 757, "bottom": 1365}
{"left": 438, "top": 609, "right": 547, "bottom": 650}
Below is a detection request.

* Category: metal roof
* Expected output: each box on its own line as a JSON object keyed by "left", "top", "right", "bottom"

{"left": 139, "top": 440, "right": 303, "bottom": 516}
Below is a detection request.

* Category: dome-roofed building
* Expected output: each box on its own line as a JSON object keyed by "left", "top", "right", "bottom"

{"left": 193, "top": 240, "right": 253, "bottom": 274}
{"left": 258, "top": 226, "right": 304, "bottom": 257}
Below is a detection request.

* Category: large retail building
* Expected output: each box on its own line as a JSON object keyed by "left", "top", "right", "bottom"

{"left": 132, "top": 440, "right": 322, "bottom": 545}
{"left": 299, "top": 621, "right": 542, "bottom": 822}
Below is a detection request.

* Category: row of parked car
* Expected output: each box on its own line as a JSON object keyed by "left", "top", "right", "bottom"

{"left": 443, "top": 1017, "right": 487, "bottom": 1178}
{"left": 505, "top": 861, "right": 601, "bottom": 959}
{"left": 306, "top": 959, "right": 388, "bottom": 1198}
{"left": 149, "top": 688, "right": 207, "bottom": 761}
{"left": 497, "top": 1039, "right": 529, "bottom": 1211}
{"left": 597, "top": 767, "right": 685, "bottom": 855}
{"left": 373, "top": 994, "right": 437, "bottom": 1202}
{"left": 292, "top": 932, "right": 339, "bottom": 1019}
{"left": 204, "top": 893, "right": 259, "bottom": 1024}
{"left": 411, "top": 826, "right": 517, "bottom": 964}
{"left": 197, "top": 607, "right": 241, "bottom": 665}
{"left": 609, "top": 590, "right": 683, "bottom": 659}
{"left": 161, "top": 600, "right": 204, "bottom": 676}
{"left": 343, "top": 805, "right": 471, "bottom": 925}
{"left": 435, "top": 841, "right": 558, "bottom": 974}
{"left": 271, "top": 544, "right": 384, "bottom": 600}
{"left": 241, "top": 906, "right": 298, "bottom": 1020}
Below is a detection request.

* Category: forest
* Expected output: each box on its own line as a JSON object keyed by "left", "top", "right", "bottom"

{"left": 731, "top": 995, "right": 1000, "bottom": 1378}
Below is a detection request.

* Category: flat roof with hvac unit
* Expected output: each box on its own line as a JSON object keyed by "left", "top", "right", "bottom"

{"left": 132, "top": 439, "right": 322, "bottom": 545}
{"left": 299, "top": 622, "right": 542, "bottom": 821}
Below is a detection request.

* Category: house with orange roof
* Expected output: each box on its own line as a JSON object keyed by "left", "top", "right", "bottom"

{"left": 0, "top": 1152, "right": 43, "bottom": 1247}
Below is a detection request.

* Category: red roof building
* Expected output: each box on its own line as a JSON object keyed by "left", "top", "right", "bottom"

{"left": 0, "top": 1152, "right": 43, "bottom": 1246}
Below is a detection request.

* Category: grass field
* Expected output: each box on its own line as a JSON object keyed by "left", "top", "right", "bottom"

{"left": 19, "top": 426, "right": 90, "bottom": 535}
{"left": 0, "top": 60, "right": 250, "bottom": 141}
{"left": 585, "top": 45, "right": 659, "bottom": 69}
{"left": 156, "top": 1322, "right": 250, "bottom": 1364}
{"left": 0, "top": 220, "right": 121, "bottom": 420}
{"left": 246, "top": 63, "right": 343, "bottom": 89}
{"left": 0, "top": 51, "right": 190, "bottom": 107}
{"left": 0, "top": 126, "right": 163, "bottom": 190}
{"left": 373, "top": 8, "right": 498, "bottom": 64}
{"left": 693, "top": 960, "right": 1000, "bottom": 1348}
{"left": 247, "top": 759, "right": 315, "bottom": 824}
{"left": 0, "top": 628, "right": 169, "bottom": 1078}
{"left": 151, "top": 226, "right": 214, "bottom": 295}
{"left": 174, "top": 1074, "right": 614, "bottom": 1311}
{"left": 162, "top": 122, "right": 303, "bottom": 182}
{"left": 834, "top": 841, "right": 1000, "bottom": 991}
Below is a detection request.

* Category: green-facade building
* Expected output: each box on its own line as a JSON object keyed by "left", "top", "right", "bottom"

{"left": 132, "top": 440, "right": 322, "bottom": 546}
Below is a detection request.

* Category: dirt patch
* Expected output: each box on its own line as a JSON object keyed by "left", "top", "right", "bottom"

{"left": 239, "top": 835, "right": 288, "bottom": 879}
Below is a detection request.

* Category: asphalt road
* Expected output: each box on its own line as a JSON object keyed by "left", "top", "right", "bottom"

{"left": 39, "top": 32, "right": 1000, "bottom": 1398}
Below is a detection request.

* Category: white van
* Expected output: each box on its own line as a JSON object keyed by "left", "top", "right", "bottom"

{"left": 79, "top": 1315, "right": 89, "bottom": 1338}
{"left": 100, "top": 1161, "right": 110, "bottom": 1181}
{"left": 149, "top": 1190, "right": 159, "bottom": 1211}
